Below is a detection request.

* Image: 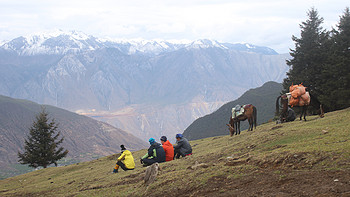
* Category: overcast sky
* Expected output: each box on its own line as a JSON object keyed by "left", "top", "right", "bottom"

{"left": 0, "top": 0, "right": 349, "bottom": 53}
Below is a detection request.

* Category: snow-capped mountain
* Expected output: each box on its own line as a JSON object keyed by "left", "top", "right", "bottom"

{"left": 0, "top": 30, "right": 288, "bottom": 140}
{"left": 0, "top": 30, "right": 278, "bottom": 56}
{"left": 1, "top": 30, "right": 102, "bottom": 55}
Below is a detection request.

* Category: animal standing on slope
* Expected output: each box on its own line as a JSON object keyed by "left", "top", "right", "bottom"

{"left": 226, "top": 104, "right": 257, "bottom": 136}
{"left": 276, "top": 84, "right": 324, "bottom": 122}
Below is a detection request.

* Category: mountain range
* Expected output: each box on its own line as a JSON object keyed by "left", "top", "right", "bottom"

{"left": 1, "top": 30, "right": 278, "bottom": 56}
{"left": 0, "top": 95, "right": 148, "bottom": 179}
{"left": 0, "top": 30, "right": 290, "bottom": 140}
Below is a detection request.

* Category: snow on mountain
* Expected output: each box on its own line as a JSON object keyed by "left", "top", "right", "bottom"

{"left": 221, "top": 42, "right": 278, "bottom": 55}
{"left": 0, "top": 30, "right": 278, "bottom": 56}
{"left": 122, "top": 39, "right": 181, "bottom": 54}
{"left": 0, "top": 30, "right": 103, "bottom": 55}
{"left": 185, "top": 39, "right": 227, "bottom": 49}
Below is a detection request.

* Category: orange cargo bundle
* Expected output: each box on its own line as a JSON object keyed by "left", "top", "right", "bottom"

{"left": 298, "top": 84, "right": 306, "bottom": 95}
{"left": 289, "top": 84, "right": 299, "bottom": 92}
{"left": 289, "top": 83, "right": 308, "bottom": 106}
{"left": 299, "top": 92, "right": 310, "bottom": 106}
{"left": 289, "top": 96, "right": 299, "bottom": 106}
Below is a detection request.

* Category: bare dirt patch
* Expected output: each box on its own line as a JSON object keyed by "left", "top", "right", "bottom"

{"left": 168, "top": 169, "right": 350, "bottom": 197}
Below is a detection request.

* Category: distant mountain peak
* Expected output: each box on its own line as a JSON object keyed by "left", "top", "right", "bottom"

{"left": 185, "top": 39, "right": 227, "bottom": 49}
{"left": 0, "top": 30, "right": 100, "bottom": 55}
{"left": 0, "top": 30, "right": 278, "bottom": 56}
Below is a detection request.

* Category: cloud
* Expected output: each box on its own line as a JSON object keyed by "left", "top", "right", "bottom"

{"left": 0, "top": 0, "right": 349, "bottom": 53}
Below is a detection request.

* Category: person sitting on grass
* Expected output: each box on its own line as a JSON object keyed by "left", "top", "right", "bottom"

{"left": 140, "top": 138, "right": 166, "bottom": 167}
{"left": 113, "top": 145, "right": 135, "bottom": 173}
{"left": 173, "top": 134, "right": 192, "bottom": 159}
{"left": 160, "top": 136, "right": 174, "bottom": 162}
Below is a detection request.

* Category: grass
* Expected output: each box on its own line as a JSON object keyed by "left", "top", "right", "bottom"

{"left": 0, "top": 108, "right": 349, "bottom": 196}
{"left": 0, "top": 164, "right": 33, "bottom": 180}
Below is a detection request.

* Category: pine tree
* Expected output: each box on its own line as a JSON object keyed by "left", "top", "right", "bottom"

{"left": 18, "top": 108, "right": 68, "bottom": 168}
{"left": 283, "top": 8, "right": 329, "bottom": 94}
{"left": 321, "top": 7, "right": 350, "bottom": 110}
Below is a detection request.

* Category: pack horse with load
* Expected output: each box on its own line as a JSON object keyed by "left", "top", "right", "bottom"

{"left": 276, "top": 84, "right": 324, "bottom": 122}
{"left": 227, "top": 104, "right": 257, "bottom": 136}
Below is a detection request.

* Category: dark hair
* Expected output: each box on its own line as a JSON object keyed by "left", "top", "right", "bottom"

{"left": 120, "top": 144, "right": 126, "bottom": 150}
{"left": 160, "top": 136, "right": 167, "bottom": 142}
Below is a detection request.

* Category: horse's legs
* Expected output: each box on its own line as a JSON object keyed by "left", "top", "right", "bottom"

{"left": 237, "top": 121, "right": 240, "bottom": 134}
{"left": 303, "top": 105, "right": 308, "bottom": 121}
{"left": 234, "top": 122, "right": 237, "bottom": 135}
{"left": 250, "top": 118, "right": 253, "bottom": 131}
{"left": 248, "top": 118, "right": 252, "bottom": 131}
{"left": 299, "top": 106, "right": 307, "bottom": 121}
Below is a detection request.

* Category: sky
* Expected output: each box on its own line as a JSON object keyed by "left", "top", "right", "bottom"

{"left": 0, "top": 0, "right": 349, "bottom": 53}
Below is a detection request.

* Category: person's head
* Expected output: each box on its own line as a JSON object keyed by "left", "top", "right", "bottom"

{"left": 120, "top": 144, "right": 126, "bottom": 151}
{"left": 175, "top": 133, "right": 183, "bottom": 141}
{"left": 160, "top": 136, "right": 167, "bottom": 144}
{"left": 149, "top": 138, "right": 156, "bottom": 145}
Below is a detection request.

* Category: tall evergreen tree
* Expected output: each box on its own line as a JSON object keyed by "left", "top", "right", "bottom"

{"left": 18, "top": 108, "right": 68, "bottom": 168}
{"left": 283, "top": 8, "right": 329, "bottom": 94}
{"left": 321, "top": 7, "right": 350, "bottom": 110}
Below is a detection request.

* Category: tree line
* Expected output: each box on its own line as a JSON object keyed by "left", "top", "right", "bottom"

{"left": 283, "top": 7, "right": 350, "bottom": 112}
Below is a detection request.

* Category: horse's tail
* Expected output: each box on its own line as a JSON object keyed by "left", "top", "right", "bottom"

{"left": 309, "top": 93, "right": 325, "bottom": 117}
{"left": 253, "top": 106, "right": 257, "bottom": 129}
{"left": 275, "top": 95, "right": 281, "bottom": 116}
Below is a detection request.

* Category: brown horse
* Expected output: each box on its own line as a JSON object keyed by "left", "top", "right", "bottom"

{"left": 276, "top": 92, "right": 324, "bottom": 122}
{"left": 226, "top": 104, "right": 257, "bottom": 136}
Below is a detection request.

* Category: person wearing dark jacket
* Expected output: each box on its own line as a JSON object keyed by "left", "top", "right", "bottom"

{"left": 286, "top": 107, "right": 296, "bottom": 122}
{"left": 173, "top": 134, "right": 192, "bottom": 159}
{"left": 141, "top": 138, "right": 166, "bottom": 166}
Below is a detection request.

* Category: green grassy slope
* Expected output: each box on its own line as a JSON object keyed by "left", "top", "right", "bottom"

{"left": 1, "top": 108, "right": 349, "bottom": 196}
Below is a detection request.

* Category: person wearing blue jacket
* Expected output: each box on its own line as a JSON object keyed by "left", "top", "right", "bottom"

{"left": 141, "top": 138, "right": 166, "bottom": 167}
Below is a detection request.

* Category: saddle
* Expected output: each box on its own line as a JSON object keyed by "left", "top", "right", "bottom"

{"left": 232, "top": 105, "right": 245, "bottom": 118}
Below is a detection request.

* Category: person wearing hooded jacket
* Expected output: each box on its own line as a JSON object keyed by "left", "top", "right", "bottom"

{"left": 160, "top": 136, "right": 174, "bottom": 162}
{"left": 141, "top": 138, "right": 166, "bottom": 166}
{"left": 113, "top": 145, "right": 135, "bottom": 173}
{"left": 173, "top": 134, "right": 192, "bottom": 159}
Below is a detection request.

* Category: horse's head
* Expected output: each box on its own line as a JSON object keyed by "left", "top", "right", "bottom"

{"left": 226, "top": 124, "right": 235, "bottom": 136}
{"left": 227, "top": 117, "right": 237, "bottom": 137}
